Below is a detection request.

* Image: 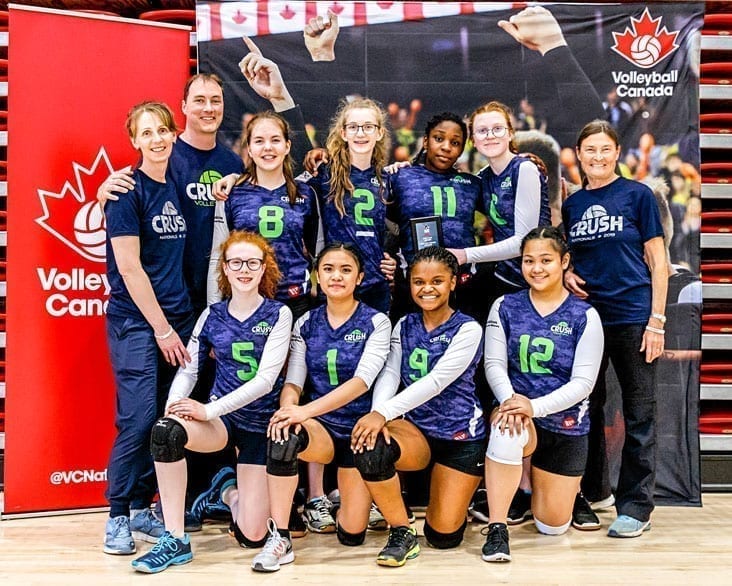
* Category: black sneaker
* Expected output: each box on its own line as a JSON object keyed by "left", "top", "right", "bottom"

{"left": 506, "top": 490, "right": 532, "bottom": 525}
{"left": 572, "top": 493, "right": 601, "bottom": 531}
{"left": 468, "top": 489, "right": 489, "bottom": 523}
{"left": 288, "top": 502, "right": 307, "bottom": 538}
{"left": 481, "top": 523, "right": 511, "bottom": 562}
{"left": 376, "top": 526, "right": 420, "bottom": 567}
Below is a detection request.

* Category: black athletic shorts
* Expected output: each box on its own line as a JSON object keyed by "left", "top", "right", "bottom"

{"left": 425, "top": 435, "right": 486, "bottom": 477}
{"left": 531, "top": 426, "right": 588, "bottom": 477}
{"left": 221, "top": 417, "right": 267, "bottom": 466}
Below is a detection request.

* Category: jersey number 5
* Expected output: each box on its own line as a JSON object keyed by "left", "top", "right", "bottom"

{"left": 232, "top": 341, "right": 259, "bottom": 382}
{"left": 518, "top": 335, "right": 554, "bottom": 374}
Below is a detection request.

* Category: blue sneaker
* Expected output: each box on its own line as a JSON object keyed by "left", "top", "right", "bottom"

{"left": 103, "top": 515, "right": 136, "bottom": 555}
{"left": 189, "top": 467, "right": 236, "bottom": 525}
{"left": 130, "top": 508, "right": 166, "bottom": 543}
{"left": 607, "top": 515, "right": 651, "bottom": 538}
{"left": 131, "top": 531, "right": 192, "bottom": 573}
{"left": 154, "top": 499, "right": 203, "bottom": 533}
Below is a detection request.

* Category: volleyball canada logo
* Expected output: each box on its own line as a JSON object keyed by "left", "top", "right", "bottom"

{"left": 36, "top": 147, "right": 114, "bottom": 263}
{"left": 611, "top": 8, "right": 680, "bottom": 69}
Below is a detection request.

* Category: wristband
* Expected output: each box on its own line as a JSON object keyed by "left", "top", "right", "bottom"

{"left": 651, "top": 313, "right": 667, "bottom": 324}
{"left": 645, "top": 325, "right": 665, "bottom": 335}
{"left": 154, "top": 326, "right": 174, "bottom": 340}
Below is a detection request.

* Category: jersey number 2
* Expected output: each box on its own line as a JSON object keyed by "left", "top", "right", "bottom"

{"left": 353, "top": 188, "right": 375, "bottom": 226}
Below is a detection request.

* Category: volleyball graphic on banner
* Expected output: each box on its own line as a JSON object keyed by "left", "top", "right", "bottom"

{"left": 73, "top": 200, "right": 107, "bottom": 261}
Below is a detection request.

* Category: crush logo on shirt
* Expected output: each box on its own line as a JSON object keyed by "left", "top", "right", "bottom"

{"left": 550, "top": 321, "right": 573, "bottom": 336}
{"left": 371, "top": 177, "right": 380, "bottom": 186}
{"left": 451, "top": 175, "right": 472, "bottom": 185}
{"left": 500, "top": 177, "right": 512, "bottom": 190}
{"left": 344, "top": 329, "right": 367, "bottom": 343}
{"left": 251, "top": 321, "right": 272, "bottom": 335}
{"left": 185, "top": 169, "right": 222, "bottom": 206}
{"left": 569, "top": 205, "right": 623, "bottom": 240}
{"left": 429, "top": 333, "right": 452, "bottom": 345}
{"left": 152, "top": 201, "right": 187, "bottom": 236}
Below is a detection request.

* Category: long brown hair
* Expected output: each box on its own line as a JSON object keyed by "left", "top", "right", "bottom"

{"left": 217, "top": 230, "right": 281, "bottom": 299}
{"left": 325, "top": 98, "right": 390, "bottom": 217}
{"left": 238, "top": 111, "right": 299, "bottom": 205}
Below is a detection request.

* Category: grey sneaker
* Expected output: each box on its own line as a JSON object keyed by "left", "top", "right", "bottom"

{"left": 130, "top": 508, "right": 166, "bottom": 543}
{"left": 302, "top": 496, "right": 336, "bottom": 533}
{"left": 368, "top": 502, "right": 388, "bottom": 531}
{"left": 251, "top": 519, "right": 294, "bottom": 572}
{"left": 607, "top": 515, "right": 651, "bottom": 538}
{"left": 103, "top": 515, "right": 136, "bottom": 555}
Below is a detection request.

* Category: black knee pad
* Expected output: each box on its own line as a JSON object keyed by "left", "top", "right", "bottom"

{"left": 336, "top": 523, "right": 366, "bottom": 546}
{"left": 423, "top": 518, "right": 467, "bottom": 549}
{"left": 266, "top": 427, "right": 309, "bottom": 477}
{"left": 150, "top": 417, "right": 188, "bottom": 463}
{"left": 229, "top": 521, "right": 267, "bottom": 548}
{"left": 353, "top": 434, "right": 401, "bottom": 482}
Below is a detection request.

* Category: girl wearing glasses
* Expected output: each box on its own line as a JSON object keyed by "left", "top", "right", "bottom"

{"left": 131, "top": 230, "right": 292, "bottom": 573}
{"left": 306, "top": 98, "right": 397, "bottom": 314}
{"left": 208, "top": 111, "right": 318, "bottom": 320}
{"left": 388, "top": 113, "right": 484, "bottom": 321}
{"left": 351, "top": 247, "right": 485, "bottom": 567}
{"left": 448, "top": 101, "right": 551, "bottom": 301}
{"left": 255, "top": 242, "right": 391, "bottom": 572}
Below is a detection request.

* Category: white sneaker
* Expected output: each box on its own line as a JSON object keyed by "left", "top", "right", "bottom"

{"left": 368, "top": 503, "right": 388, "bottom": 531}
{"left": 590, "top": 494, "right": 615, "bottom": 511}
{"left": 302, "top": 495, "right": 336, "bottom": 533}
{"left": 251, "top": 519, "right": 294, "bottom": 572}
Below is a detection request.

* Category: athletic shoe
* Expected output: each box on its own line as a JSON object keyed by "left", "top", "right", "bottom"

{"left": 288, "top": 502, "right": 308, "bottom": 538}
{"left": 130, "top": 508, "right": 166, "bottom": 543}
{"left": 376, "top": 526, "right": 420, "bottom": 567}
{"left": 481, "top": 523, "right": 511, "bottom": 562}
{"left": 302, "top": 495, "right": 336, "bottom": 533}
{"left": 251, "top": 519, "right": 294, "bottom": 572}
{"left": 189, "top": 466, "right": 236, "bottom": 525}
{"left": 468, "top": 489, "right": 490, "bottom": 523}
{"left": 590, "top": 494, "right": 615, "bottom": 511}
{"left": 103, "top": 515, "right": 136, "bottom": 555}
{"left": 572, "top": 493, "right": 601, "bottom": 531}
{"left": 368, "top": 503, "right": 388, "bottom": 531}
{"left": 506, "top": 489, "right": 532, "bottom": 525}
{"left": 607, "top": 515, "right": 651, "bottom": 538}
{"left": 405, "top": 503, "right": 416, "bottom": 524}
{"left": 131, "top": 531, "right": 192, "bottom": 573}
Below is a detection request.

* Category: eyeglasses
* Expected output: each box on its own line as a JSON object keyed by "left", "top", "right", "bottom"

{"left": 343, "top": 123, "right": 380, "bottom": 136}
{"left": 225, "top": 257, "right": 263, "bottom": 271}
{"left": 473, "top": 126, "right": 509, "bottom": 139}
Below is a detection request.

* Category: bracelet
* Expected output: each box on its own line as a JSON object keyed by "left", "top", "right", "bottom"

{"left": 651, "top": 313, "right": 667, "bottom": 324}
{"left": 154, "top": 326, "right": 174, "bottom": 340}
{"left": 645, "top": 325, "right": 665, "bottom": 335}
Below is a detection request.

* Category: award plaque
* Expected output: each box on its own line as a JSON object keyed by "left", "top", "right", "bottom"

{"left": 410, "top": 216, "right": 443, "bottom": 251}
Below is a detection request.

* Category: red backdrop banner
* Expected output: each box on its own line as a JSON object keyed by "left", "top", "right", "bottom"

{"left": 5, "top": 6, "right": 190, "bottom": 514}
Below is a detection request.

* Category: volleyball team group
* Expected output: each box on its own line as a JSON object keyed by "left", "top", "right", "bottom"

{"left": 98, "top": 69, "right": 667, "bottom": 574}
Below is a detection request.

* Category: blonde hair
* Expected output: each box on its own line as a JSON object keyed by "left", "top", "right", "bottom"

{"left": 325, "top": 98, "right": 390, "bottom": 217}
{"left": 217, "top": 231, "right": 281, "bottom": 299}
{"left": 125, "top": 101, "right": 178, "bottom": 139}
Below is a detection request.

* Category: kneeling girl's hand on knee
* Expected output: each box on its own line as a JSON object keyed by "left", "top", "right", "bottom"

{"left": 351, "top": 411, "right": 387, "bottom": 453}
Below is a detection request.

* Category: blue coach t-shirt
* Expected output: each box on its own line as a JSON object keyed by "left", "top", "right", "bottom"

{"left": 170, "top": 139, "right": 243, "bottom": 312}
{"left": 562, "top": 177, "right": 664, "bottom": 325}
{"left": 105, "top": 169, "right": 191, "bottom": 320}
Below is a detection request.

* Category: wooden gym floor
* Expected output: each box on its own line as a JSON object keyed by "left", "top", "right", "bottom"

{"left": 0, "top": 493, "right": 730, "bottom": 584}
